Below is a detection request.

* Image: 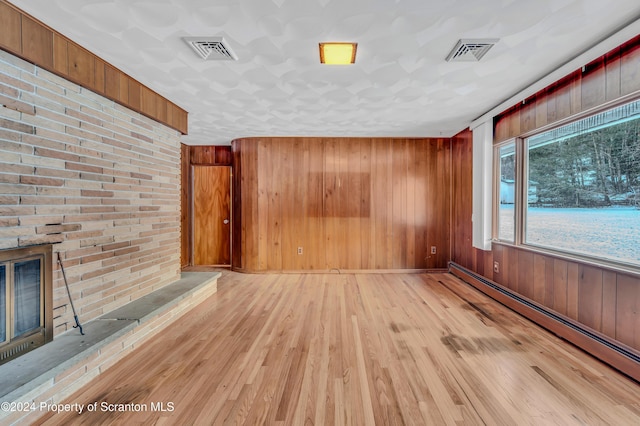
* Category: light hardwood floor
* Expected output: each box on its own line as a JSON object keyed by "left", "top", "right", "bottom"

{"left": 35, "top": 272, "right": 640, "bottom": 425}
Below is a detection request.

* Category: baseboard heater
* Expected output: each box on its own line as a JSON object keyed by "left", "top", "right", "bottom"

{"left": 448, "top": 262, "right": 640, "bottom": 383}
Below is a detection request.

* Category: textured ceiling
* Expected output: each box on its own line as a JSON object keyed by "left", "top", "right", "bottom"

{"left": 7, "top": 0, "right": 640, "bottom": 145}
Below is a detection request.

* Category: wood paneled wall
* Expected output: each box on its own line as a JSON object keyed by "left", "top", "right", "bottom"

{"left": 232, "top": 137, "right": 451, "bottom": 272}
{"left": 494, "top": 34, "right": 640, "bottom": 143}
{"left": 180, "top": 145, "right": 232, "bottom": 267}
{"left": 0, "top": 0, "right": 187, "bottom": 134}
{"left": 451, "top": 34, "right": 640, "bottom": 367}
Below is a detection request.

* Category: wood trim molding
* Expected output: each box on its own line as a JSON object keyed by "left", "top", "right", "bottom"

{"left": 0, "top": 0, "right": 188, "bottom": 134}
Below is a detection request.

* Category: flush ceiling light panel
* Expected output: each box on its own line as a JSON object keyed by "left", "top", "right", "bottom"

{"left": 319, "top": 42, "right": 358, "bottom": 64}
{"left": 446, "top": 38, "right": 499, "bottom": 62}
{"left": 183, "top": 36, "right": 238, "bottom": 61}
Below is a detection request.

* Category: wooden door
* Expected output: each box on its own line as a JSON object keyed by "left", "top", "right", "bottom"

{"left": 193, "top": 166, "right": 231, "bottom": 265}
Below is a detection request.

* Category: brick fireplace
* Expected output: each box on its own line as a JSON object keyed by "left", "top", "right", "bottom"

{"left": 0, "top": 47, "right": 182, "bottom": 359}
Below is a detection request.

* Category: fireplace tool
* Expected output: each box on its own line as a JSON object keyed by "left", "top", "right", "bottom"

{"left": 56, "top": 252, "right": 85, "bottom": 335}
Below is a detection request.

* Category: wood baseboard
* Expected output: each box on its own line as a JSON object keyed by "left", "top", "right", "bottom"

{"left": 448, "top": 262, "right": 640, "bottom": 383}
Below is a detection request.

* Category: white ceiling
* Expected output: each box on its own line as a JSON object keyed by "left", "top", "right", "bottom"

{"left": 7, "top": 0, "right": 640, "bottom": 145}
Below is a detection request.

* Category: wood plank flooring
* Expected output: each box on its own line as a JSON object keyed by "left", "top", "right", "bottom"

{"left": 34, "top": 272, "right": 640, "bottom": 425}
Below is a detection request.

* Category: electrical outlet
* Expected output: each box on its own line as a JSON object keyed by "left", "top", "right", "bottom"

{"left": 493, "top": 261, "right": 499, "bottom": 273}
{"left": 431, "top": 246, "right": 436, "bottom": 255}
{"left": 297, "top": 247, "right": 303, "bottom": 255}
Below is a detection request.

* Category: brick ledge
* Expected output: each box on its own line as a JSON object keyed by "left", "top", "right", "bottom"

{"left": 0, "top": 271, "right": 220, "bottom": 424}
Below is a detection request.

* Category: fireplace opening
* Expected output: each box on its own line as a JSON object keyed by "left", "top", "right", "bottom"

{"left": 0, "top": 245, "right": 53, "bottom": 365}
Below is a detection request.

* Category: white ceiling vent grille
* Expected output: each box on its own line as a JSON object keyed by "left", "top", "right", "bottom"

{"left": 183, "top": 37, "right": 238, "bottom": 61}
{"left": 446, "top": 39, "right": 499, "bottom": 62}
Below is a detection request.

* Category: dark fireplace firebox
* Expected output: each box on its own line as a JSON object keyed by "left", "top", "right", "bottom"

{"left": 0, "top": 245, "right": 53, "bottom": 365}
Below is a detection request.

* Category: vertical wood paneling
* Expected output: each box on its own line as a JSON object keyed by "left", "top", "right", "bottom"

{"left": 616, "top": 273, "right": 640, "bottom": 349}
{"left": 324, "top": 139, "right": 339, "bottom": 269}
{"left": 215, "top": 146, "right": 232, "bottom": 165}
{"left": 359, "top": 140, "right": 372, "bottom": 269}
{"left": 604, "top": 47, "right": 622, "bottom": 101}
{"left": 94, "top": 57, "right": 105, "bottom": 94}
{"left": 265, "top": 139, "right": 282, "bottom": 270}
{"left": 535, "top": 92, "right": 548, "bottom": 128}
{"left": 127, "top": 77, "right": 141, "bottom": 111}
{"left": 450, "top": 130, "right": 474, "bottom": 270}
{"left": 180, "top": 144, "right": 190, "bottom": 268}
{"left": 519, "top": 98, "right": 536, "bottom": 134}
{"left": 337, "top": 140, "right": 349, "bottom": 269}
{"left": 494, "top": 35, "right": 639, "bottom": 143}
{"left": 601, "top": 271, "right": 617, "bottom": 337}
{"left": 0, "top": 2, "right": 21, "bottom": 53}
{"left": 347, "top": 139, "right": 363, "bottom": 269}
{"left": 118, "top": 73, "right": 129, "bottom": 105}
{"left": 414, "top": 141, "right": 428, "bottom": 268}
{"left": 620, "top": 38, "right": 640, "bottom": 95}
{"left": 553, "top": 78, "right": 573, "bottom": 123}
{"left": 52, "top": 34, "right": 68, "bottom": 75}
{"left": 232, "top": 143, "right": 243, "bottom": 268}
{"left": 67, "top": 42, "right": 95, "bottom": 89}
{"left": 427, "top": 138, "right": 438, "bottom": 270}
{"left": 581, "top": 58, "right": 606, "bottom": 110}
{"left": 104, "top": 64, "right": 124, "bottom": 102}
{"left": 190, "top": 146, "right": 232, "bottom": 166}
{"left": 245, "top": 138, "right": 258, "bottom": 270}
{"left": 552, "top": 259, "right": 568, "bottom": 315}
{"left": 283, "top": 138, "right": 301, "bottom": 270}
{"left": 406, "top": 140, "right": 416, "bottom": 269}
{"left": 141, "top": 86, "right": 157, "bottom": 120}
{"left": 232, "top": 137, "right": 450, "bottom": 271}
{"left": 578, "top": 265, "right": 603, "bottom": 332}
{"left": 517, "top": 250, "right": 534, "bottom": 298}
{"left": 566, "top": 262, "right": 579, "bottom": 321}
{"left": 544, "top": 255, "right": 555, "bottom": 307}
{"left": 382, "top": 139, "right": 394, "bottom": 268}
{"left": 532, "top": 253, "right": 546, "bottom": 303}
{"left": 491, "top": 244, "right": 504, "bottom": 285}
{"left": 371, "top": 139, "right": 392, "bottom": 268}
{"left": 305, "top": 139, "right": 325, "bottom": 269}
{"left": 392, "top": 140, "right": 408, "bottom": 269}
{"left": 20, "top": 15, "right": 53, "bottom": 68}
{"left": 435, "top": 139, "right": 451, "bottom": 268}
{"left": 569, "top": 71, "right": 582, "bottom": 115}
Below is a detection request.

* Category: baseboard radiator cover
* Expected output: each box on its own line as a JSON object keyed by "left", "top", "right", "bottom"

{"left": 448, "top": 262, "right": 640, "bottom": 383}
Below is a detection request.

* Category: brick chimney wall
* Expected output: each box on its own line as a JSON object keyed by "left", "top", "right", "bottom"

{"left": 0, "top": 50, "right": 181, "bottom": 336}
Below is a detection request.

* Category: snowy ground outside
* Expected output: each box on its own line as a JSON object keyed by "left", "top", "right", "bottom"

{"left": 498, "top": 205, "right": 640, "bottom": 265}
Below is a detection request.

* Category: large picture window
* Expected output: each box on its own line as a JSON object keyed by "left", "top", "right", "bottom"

{"left": 495, "top": 98, "right": 640, "bottom": 267}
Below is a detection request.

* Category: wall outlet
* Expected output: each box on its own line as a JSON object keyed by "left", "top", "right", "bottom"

{"left": 431, "top": 246, "right": 436, "bottom": 255}
{"left": 493, "top": 261, "right": 499, "bottom": 273}
{"left": 297, "top": 247, "right": 303, "bottom": 255}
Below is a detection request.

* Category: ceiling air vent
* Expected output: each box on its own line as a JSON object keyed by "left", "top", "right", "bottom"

{"left": 183, "top": 37, "right": 238, "bottom": 61}
{"left": 446, "top": 38, "right": 499, "bottom": 62}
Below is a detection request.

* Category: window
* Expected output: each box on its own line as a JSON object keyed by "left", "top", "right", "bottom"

{"left": 495, "top": 98, "right": 640, "bottom": 267}
{"left": 497, "top": 141, "right": 516, "bottom": 242}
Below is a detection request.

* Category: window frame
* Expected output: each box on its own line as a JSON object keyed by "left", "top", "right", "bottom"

{"left": 0, "top": 253, "right": 45, "bottom": 348}
{"left": 493, "top": 138, "right": 518, "bottom": 244}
